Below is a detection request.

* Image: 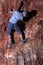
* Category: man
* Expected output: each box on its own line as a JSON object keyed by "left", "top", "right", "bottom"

{"left": 7, "top": 1, "right": 27, "bottom": 46}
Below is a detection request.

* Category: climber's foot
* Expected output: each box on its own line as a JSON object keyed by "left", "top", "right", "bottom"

{"left": 22, "top": 38, "right": 27, "bottom": 43}
{"left": 7, "top": 41, "right": 15, "bottom": 48}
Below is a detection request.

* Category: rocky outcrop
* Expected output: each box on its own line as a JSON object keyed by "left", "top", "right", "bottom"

{"left": 0, "top": 0, "right": 43, "bottom": 65}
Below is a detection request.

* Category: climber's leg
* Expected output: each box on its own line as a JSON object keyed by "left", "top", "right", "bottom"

{"left": 7, "top": 22, "right": 15, "bottom": 45}
{"left": 14, "top": 23, "right": 27, "bottom": 43}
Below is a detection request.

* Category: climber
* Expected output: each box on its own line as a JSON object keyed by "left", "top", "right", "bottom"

{"left": 7, "top": 1, "right": 28, "bottom": 46}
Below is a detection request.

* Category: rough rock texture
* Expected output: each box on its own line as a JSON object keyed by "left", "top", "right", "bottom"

{"left": 0, "top": 0, "right": 43, "bottom": 65}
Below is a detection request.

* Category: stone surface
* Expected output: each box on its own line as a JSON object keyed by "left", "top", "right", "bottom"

{"left": 0, "top": 0, "right": 43, "bottom": 65}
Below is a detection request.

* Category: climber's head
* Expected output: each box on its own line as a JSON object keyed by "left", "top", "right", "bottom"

{"left": 22, "top": 10, "right": 28, "bottom": 17}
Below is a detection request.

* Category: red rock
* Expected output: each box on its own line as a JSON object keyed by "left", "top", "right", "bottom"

{"left": 0, "top": 0, "right": 43, "bottom": 65}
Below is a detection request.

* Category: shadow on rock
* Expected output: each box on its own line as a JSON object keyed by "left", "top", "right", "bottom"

{"left": 17, "top": 9, "right": 37, "bottom": 31}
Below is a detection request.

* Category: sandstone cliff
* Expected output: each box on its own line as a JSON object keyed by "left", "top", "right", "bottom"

{"left": 0, "top": 0, "right": 43, "bottom": 65}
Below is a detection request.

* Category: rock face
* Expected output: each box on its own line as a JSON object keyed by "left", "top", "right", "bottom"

{"left": 0, "top": 0, "right": 43, "bottom": 65}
